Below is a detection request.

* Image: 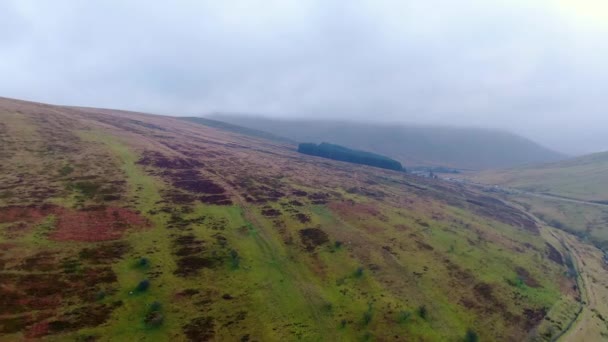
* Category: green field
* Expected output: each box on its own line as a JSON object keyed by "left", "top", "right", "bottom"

{"left": 471, "top": 152, "right": 608, "bottom": 202}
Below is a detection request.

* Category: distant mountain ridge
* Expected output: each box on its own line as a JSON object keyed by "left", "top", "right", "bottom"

{"left": 206, "top": 114, "right": 566, "bottom": 170}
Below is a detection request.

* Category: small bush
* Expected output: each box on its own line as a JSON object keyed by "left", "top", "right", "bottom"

{"left": 334, "top": 241, "right": 343, "bottom": 249}
{"left": 464, "top": 329, "right": 479, "bottom": 342}
{"left": 354, "top": 267, "right": 364, "bottom": 278}
{"left": 144, "top": 301, "right": 164, "bottom": 327}
{"left": 363, "top": 304, "right": 373, "bottom": 325}
{"left": 96, "top": 291, "right": 106, "bottom": 301}
{"left": 321, "top": 302, "right": 333, "bottom": 313}
{"left": 230, "top": 249, "right": 240, "bottom": 269}
{"left": 136, "top": 279, "right": 150, "bottom": 292}
{"left": 418, "top": 305, "right": 427, "bottom": 320}
{"left": 144, "top": 311, "right": 164, "bottom": 328}
{"left": 397, "top": 311, "right": 411, "bottom": 323}
{"left": 137, "top": 258, "right": 150, "bottom": 268}
{"left": 149, "top": 301, "right": 162, "bottom": 311}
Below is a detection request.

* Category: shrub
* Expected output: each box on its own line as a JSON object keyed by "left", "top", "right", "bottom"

{"left": 144, "top": 301, "right": 164, "bottom": 327}
{"left": 363, "top": 305, "right": 373, "bottom": 325}
{"left": 149, "top": 301, "right": 162, "bottom": 311}
{"left": 354, "top": 267, "right": 364, "bottom": 278}
{"left": 397, "top": 311, "right": 411, "bottom": 323}
{"left": 136, "top": 279, "right": 150, "bottom": 292}
{"left": 138, "top": 258, "right": 150, "bottom": 268}
{"left": 144, "top": 311, "right": 164, "bottom": 328}
{"left": 96, "top": 291, "right": 106, "bottom": 301}
{"left": 464, "top": 329, "right": 479, "bottom": 342}
{"left": 418, "top": 305, "right": 427, "bottom": 320}
{"left": 230, "top": 249, "right": 240, "bottom": 269}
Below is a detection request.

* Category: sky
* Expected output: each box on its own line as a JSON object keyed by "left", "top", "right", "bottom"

{"left": 1, "top": 0, "right": 607, "bottom": 155}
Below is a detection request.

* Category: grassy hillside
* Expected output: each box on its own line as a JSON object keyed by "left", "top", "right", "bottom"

{"left": 180, "top": 117, "right": 294, "bottom": 144}
{"left": 204, "top": 114, "right": 565, "bottom": 170}
{"left": 511, "top": 195, "right": 608, "bottom": 250}
{"left": 471, "top": 152, "right": 608, "bottom": 202}
{"left": 0, "top": 97, "right": 578, "bottom": 341}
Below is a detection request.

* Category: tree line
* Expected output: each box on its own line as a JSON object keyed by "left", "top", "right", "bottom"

{"left": 298, "top": 142, "right": 404, "bottom": 171}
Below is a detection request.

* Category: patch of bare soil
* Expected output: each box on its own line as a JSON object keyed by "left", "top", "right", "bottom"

{"left": 0, "top": 205, "right": 149, "bottom": 241}
{"left": 78, "top": 241, "right": 130, "bottom": 264}
{"left": 51, "top": 206, "right": 150, "bottom": 242}
{"left": 261, "top": 208, "right": 281, "bottom": 217}
{"left": 293, "top": 213, "right": 311, "bottom": 223}
{"left": 545, "top": 242, "right": 564, "bottom": 265}
{"left": 299, "top": 228, "right": 329, "bottom": 252}
{"left": 172, "top": 234, "right": 224, "bottom": 277}
{"left": 138, "top": 152, "right": 233, "bottom": 205}
{"left": 200, "top": 194, "right": 233, "bottom": 205}
{"left": 523, "top": 307, "right": 548, "bottom": 330}
{"left": 465, "top": 195, "right": 539, "bottom": 233}
{"left": 515, "top": 266, "right": 541, "bottom": 288}
{"left": 328, "top": 201, "right": 387, "bottom": 222}
{"left": 0, "top": 204, "right": 57, "bottom": 225}
{"left": 43, "top": 302, "right": 123, "bottom": 336}
{"left": 183, "top": 316, "right": 215, "bottom": 341}
{"left": 307, "top": 192, "right": 330, "bottom": 205}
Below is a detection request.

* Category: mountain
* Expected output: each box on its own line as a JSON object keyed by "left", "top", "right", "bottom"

{"left": 205, "top": 114, "right": 566, "bottom": 170}
{"left": 470, "top": 151, "right": 608, "bottom": 203}
{"left": 0, "top": 97, "right": 577, "bottom": 341}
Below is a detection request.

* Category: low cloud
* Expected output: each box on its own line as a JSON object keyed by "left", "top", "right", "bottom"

{"left": 1, "top": 0, "right": 607, "bottom": 154}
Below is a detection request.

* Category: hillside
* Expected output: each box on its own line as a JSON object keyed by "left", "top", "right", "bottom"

{"left": 471, "top": 152, "right": 608, "bottom": 203}
{"left": 204, "top": 114, "right": 565, "bottom": 170}
{"left": 0, "top": 97, "right": 579, "bottom": 341}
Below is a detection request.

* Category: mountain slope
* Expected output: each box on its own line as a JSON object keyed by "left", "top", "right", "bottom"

{"left": 205, "top": 114, "right": 565, "bottom": 170}
{"left": 0, "top": 97, "right": 576, "bottom": 341}
{"left": 471, "top": 151, "right": 608, "bottom": 203}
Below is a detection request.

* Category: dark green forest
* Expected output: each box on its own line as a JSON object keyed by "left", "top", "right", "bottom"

{"left": 298, "top": 142, "right": 404, "bottom": 171}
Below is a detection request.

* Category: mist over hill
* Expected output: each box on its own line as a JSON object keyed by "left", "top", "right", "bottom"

{"left": 207, "top": 114, "right": 566, "bottom": 170}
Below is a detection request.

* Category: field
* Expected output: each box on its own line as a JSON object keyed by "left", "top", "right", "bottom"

{"left": 469, "top": 152, "right": 608, "bottom": 202}
{"left": 506, "top": 195, "right": 608, "bottom": 250}
{"left": 0, "top": 97, "right": 580, "bottom": 341}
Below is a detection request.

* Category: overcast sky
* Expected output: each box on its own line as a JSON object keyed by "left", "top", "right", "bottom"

{"left": 1, "top": 1, "right": 607, "bottom": 154}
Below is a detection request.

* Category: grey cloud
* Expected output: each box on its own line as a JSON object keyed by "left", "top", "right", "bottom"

{"left": 1, "top": 0, "right": 607, "bottom": 154}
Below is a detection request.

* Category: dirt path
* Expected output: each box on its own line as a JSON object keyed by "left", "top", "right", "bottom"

{"left": 550, "top": 229, "right": 608, "bottom": 341}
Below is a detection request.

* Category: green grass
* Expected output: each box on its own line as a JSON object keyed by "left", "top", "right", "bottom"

{"left": 472, "top": 151, "right": 608, "bottom": 202}
{"left": 512, "top": 194, "right": 608, "bottom": 249}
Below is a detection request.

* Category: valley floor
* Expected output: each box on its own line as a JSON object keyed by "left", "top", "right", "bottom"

{"left": 554, "top": 229, "right": 608, "bottom": 341}
{"left": 443, "top": 174, "right": 608, "bottom": 341}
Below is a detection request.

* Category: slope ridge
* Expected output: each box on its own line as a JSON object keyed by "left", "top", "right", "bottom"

{"left": 0, "top": 97, "right": 576, "bottom": 341}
